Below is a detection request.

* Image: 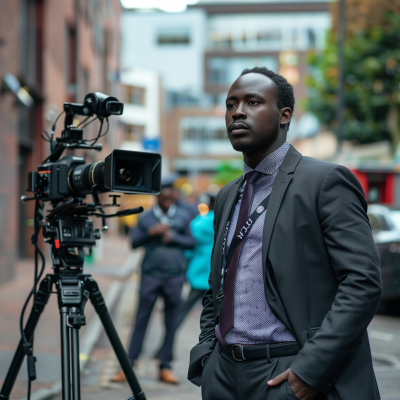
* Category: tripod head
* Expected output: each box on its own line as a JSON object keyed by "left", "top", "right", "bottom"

{"left": 41, "top": 194, "right": 143, "bottom": 271}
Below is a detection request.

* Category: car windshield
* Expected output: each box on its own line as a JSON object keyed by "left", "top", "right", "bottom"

{"left": 368, "top": 213, "right": 384, "bottom": 231}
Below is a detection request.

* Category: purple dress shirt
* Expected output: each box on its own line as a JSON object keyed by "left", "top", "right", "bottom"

{"left": 216, "top": 142, "right": 296, "bottom": 344}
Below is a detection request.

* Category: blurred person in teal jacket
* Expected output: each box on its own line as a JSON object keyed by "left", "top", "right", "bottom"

{"left": 177, "top": 192, "right": 216, "bottom": 328}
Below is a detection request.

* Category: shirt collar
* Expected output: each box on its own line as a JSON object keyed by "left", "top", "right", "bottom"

{"left": 153, "top": 203, "right": 177, "bottom": 224}
{"left": 243, "top": 141, "right": 290, "bottom": 176}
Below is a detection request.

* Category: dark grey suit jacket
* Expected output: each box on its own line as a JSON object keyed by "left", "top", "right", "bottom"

{"left": 188, "top": 145, "right": 382, "bottom": 399}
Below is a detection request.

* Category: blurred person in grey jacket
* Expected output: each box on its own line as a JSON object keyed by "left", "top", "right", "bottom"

{"left": 112, "top": 184, "right": 194, "bottom": 384}
{"left": 154, "top": 193, "right": 216, "bottom": 361}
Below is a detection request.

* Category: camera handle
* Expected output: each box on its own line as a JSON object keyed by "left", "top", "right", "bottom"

{"left": 0, "top": 272, "right": 146, "bottom": 400}
{"left": 43, "top": 142, "right": 103, "bottom": 164}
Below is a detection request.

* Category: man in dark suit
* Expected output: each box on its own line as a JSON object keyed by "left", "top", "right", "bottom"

{"left": 188, "top": 67, "right": 382, "bottom": 400}
{"left": 112, "top": 184, "right": 194, "bottom": 384}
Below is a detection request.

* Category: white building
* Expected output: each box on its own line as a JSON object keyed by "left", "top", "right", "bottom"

{"left": 119, "top": 67, "right": 161, "bottom": 151}
{"left": 121, "top": 9, "right": 207, "bottom": 96}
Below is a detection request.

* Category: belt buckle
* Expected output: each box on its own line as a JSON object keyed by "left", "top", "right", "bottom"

{"left": 231, "top": 344, "right": 246, "bottom": 361}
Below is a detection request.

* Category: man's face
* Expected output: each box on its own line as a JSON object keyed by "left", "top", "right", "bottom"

{"left": 158, "top": 187, "right": 174, "bottom": 212}
{"left": 225, "top": 73, "right": 281, "bottom": 153}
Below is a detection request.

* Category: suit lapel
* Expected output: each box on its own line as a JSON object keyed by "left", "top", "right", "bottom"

{"left": 262, "top": 145, "right": 302, "bottom": 264}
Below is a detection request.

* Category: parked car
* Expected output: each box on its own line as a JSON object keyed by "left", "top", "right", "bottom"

{"left": 367, "top": 204, "right": 400, "bottom": 306}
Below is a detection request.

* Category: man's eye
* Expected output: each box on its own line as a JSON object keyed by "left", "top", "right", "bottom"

{"left": 226, "top": 103, "right": 235, "bottom": 109}
{"left": 248, "top": 100, "right": 259, "bottom": 105}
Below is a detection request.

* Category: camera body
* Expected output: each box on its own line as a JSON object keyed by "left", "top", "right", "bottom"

{"left": 28, "top": 150, "right": 161, "bottom": 202}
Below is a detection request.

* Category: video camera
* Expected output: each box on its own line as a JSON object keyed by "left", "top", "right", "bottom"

{"left": 27, "top": 92, "right": 161, "bottom": 202}
{"left": 23, "top": 91, "right": 161, "bottom": 257}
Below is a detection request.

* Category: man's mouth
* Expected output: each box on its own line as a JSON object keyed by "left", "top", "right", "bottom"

{"left": 230, "top": 122, "right": 250, "bottom": 134}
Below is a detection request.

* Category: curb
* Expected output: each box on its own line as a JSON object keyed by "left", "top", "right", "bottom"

{"left": 16, "top": 250, "right": 143, "bottom": 400}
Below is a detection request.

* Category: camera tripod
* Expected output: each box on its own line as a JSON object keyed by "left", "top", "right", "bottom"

{"left": 0, "top": 246, "right": 146, "bottom": 400}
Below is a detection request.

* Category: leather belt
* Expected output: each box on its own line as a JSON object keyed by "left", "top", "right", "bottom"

{"left": 222, "top": 341, "right": 301, "bottom": 362}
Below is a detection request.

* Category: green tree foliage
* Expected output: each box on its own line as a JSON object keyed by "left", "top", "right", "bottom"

{"left": 212, "top": 159, "right": 243, "bottom": 187}
{"left": 306, "top": 13, "right": 400, "bottom": 150}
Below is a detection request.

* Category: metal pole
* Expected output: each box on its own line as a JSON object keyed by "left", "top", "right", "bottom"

{"left": 336, "top": 0, "right": 346, "bottom": 154}
{"left": 60, "top": 308, "right": 71, "bottom": 400}
{"left": 70, "top": 308, "right": 81, "bottom": 400}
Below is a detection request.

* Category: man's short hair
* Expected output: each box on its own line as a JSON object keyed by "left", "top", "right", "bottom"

{"left": 241, "top": 66, "right": 295, "bottom": 117}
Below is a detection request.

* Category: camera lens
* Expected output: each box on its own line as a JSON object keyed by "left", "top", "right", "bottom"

{"left": 114, "top": 158, "right": 143, "bottom": 188}
{"left": 106, "top": 101, "right": 123, "bottom": 116}
{"left": 69, "top": 161, "right": 106, "bottom": 196}
{"left": 117, "top": 168, "right": 132, "bottom": 183}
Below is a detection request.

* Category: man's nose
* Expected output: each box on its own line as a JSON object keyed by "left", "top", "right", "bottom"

{"left": 232, "top": 103, "right": 246, "bottom": 120}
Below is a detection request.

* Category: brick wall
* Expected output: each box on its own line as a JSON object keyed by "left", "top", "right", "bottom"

{"left": 0, "top": 0, "right": 20, "bottom": 284}
{"left": 0, "top": 0, "right": 123, "bottom": 285}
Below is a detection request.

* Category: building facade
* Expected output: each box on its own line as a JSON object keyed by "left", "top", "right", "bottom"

{"left": 0, "top": 0, "right": 122, "bottom": 284}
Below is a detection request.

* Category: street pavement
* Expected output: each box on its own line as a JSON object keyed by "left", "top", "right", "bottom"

{"left": 1, "top": 234, "right": 400, "bottom": 400}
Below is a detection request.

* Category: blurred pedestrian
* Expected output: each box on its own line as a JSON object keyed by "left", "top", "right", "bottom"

{"left": 177, "top": 192, "right": 215, "bottom": 327}
{"left": 188, "top": 67, "right": 382, "bottom": 400}
{"left": 165, "top": 173, "right": 200, "bottom": 221}
{"left": 112, "top": 184, "right": 194, "bottom": 384}
{"left": 155, "top": 192, "right": 216, "bottom": 361}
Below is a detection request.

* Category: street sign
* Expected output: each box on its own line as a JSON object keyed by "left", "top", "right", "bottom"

{"left": 142, "top": 138, "right": 161, "bottom": 151}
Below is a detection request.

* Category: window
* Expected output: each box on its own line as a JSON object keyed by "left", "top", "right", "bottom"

{"left": 180, "top": 117, "right": 226, "bottom": 141}
{"left": 368, "top": 213, "right": 387, "bottom": 231}
{"left": 165, "top": 91, "right": 199, "bottom": 110}
{"left": 207, "top": 57, "right": 277, "bottom": 87}
{"left": 157, "top": 27, "right": 190, "bottom": 45}
{"left": 125, "top": 86, "right": 145, "bottom": 106}
{"left": 179, "top": 117, "right": 236, "bottom": 155}
{"left": 307, "top": 29, "right": 316, "bottom": 48}
{"left": 64, "top": 24, "right": 77, "bottom": 100}
{"left": 207, "top": 13, "right": 330, "bottom": 51}
{"left": 257, "top": 30, "right": 281, "bottom": 44}
{"left": 124, "top": 124, "right": 145, "bottom": 141}
{"left": 368, "top": 213, "right": 382, "bottom": 231}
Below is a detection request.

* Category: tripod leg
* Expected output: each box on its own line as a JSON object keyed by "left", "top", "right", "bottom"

{"left": 0, "top": 276, "right": 52, "bottom": 400}
{"left": 85, "top": 277, "right": 146, "bottom": 400}
{"left": 60, "top": 308, "right": 71, "bottom": 400}
{"left": 70, "top": 309, "right": 81, "bottom": 400}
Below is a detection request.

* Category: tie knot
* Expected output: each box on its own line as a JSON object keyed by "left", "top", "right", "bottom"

{"left": 246, "top": 171, "right": 261, "bottom": 185}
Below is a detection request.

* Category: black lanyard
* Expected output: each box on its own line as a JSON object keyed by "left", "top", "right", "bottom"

{"left": 216, "top": 193, "right": 271, "bottom": 317}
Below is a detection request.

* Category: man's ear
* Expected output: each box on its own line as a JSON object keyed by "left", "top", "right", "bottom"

{"left": 280, "top": 107, "right": 292, "bottom": 127}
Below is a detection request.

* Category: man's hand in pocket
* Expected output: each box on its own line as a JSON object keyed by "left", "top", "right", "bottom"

{"left": 268, "top": 368, "right": 319, "bottom": 400}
